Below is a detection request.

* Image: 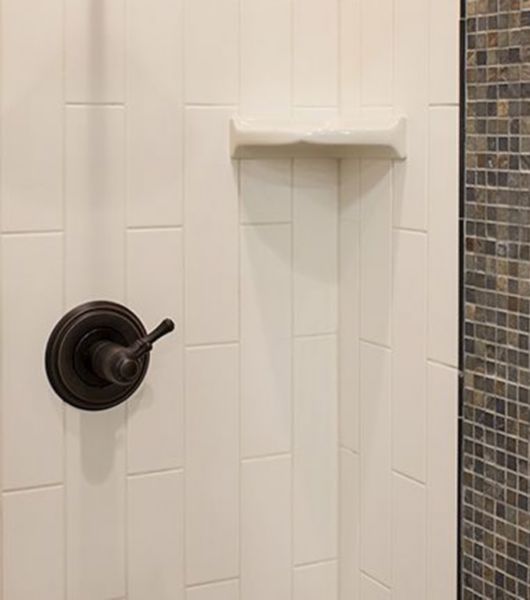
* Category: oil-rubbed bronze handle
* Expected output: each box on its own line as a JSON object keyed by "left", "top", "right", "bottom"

{"left": 45, "top": 301, "right": 176, "bottom": 411}
{"left": 90, "top": 319, "right": 175, "bottom": 386}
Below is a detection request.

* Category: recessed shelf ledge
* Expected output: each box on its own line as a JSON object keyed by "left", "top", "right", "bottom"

{"left": 230, "top": 116, "right": 407, "bottom": 160}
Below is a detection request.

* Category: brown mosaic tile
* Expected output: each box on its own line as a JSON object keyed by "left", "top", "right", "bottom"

{"left": 463, "top": 0, "right": 530, "bottom": 599}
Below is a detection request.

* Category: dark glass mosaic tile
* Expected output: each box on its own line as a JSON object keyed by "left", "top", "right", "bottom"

{"left": 463, "top": 1, "right": 530, "bottom": 599}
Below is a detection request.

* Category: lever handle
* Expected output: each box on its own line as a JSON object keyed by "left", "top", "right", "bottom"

{"left": 90, "top": 318, "right": 175, "bottom": 386}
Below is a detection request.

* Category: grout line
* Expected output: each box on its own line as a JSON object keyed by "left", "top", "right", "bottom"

{"left": 186, "top": 577, "right": 240, "bottom": 591}
{"left": 360, "top": 570, "right": 392, "bottom": 592}
{"left": 294, "top": 331, "right": 338, "bottom": 341}
{"left": 1, "top": 229, "right": 64, "bottom": 236}
{"left": 2, "top": 482, "right": 64, "bottom": 496}
{"left": 392, "top": 225, "right": 428, "bottom": 235}
{"left": 126, "top": 224, "right": 184, "bottom": 232}
{"left": 240, "top": 221, "right": 292, "bottom": 227}
{"left": 391, "top": 468, "right": 427, "bottom": 488}
{"left": 294, "top": 557, "right": 338, "bottom": 570}
{"left": 185, "top": 340, "right": 239, "bottom": 351}
{"left": 65, "top": 102, "right": 124, "bottom": 107}
{"left": 339, "top": 446, "right": 360, "bottom": 458}
{"left": 184, "top": 103, "right": 237, "bottom": 109}
{"left": 241, "top": 452, "right": 292, "bottom": 465}
{"left": 127, "top": 467, "right": 184, "bottom": 480}
{"left": 359, "top": 337, "right": 391, "bottom": 351}
{"left": 427, "top": 357, "right": 460, "bottom": 372}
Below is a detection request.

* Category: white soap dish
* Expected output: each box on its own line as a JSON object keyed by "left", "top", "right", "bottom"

{"left": 230, "top": 116, "right": 407, "bottom": 160}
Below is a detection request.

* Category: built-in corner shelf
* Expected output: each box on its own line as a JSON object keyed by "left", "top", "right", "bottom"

{"left": 230, "top": 116, "right": 407, "bottom": 160}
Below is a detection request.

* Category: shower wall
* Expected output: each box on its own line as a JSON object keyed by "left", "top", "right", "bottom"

{"left": 0, "top": 1, "right": 459, "bottom": 600}
{"left": 462, "top": 1, "right": 530, "bottom": 598}
{"left": 337, "top": 0, "right": 461, "bottom": 599}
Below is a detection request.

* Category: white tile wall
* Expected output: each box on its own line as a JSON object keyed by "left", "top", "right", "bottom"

{"left": 241, "top": 456, "right": 292, "bottom": 600}
{"left": 0, "top": 0, "right": 63, "bottom": 232}
{"left": 185, "top": 345, "right": 239, "bottom": 585}
{"left": 294, "top": 336, "right": 338, "bottom": 565}
{"left": 0, "top": 1, "right": 459, "bottom": 599}
{"left": 241, "top": 225, "right": 292, "bottom": 458}
{"left": 3, "top": 488, "right": 64, "bottom": 600}
{"left": 128, "top": 471, "right": 184, "bottom": 600}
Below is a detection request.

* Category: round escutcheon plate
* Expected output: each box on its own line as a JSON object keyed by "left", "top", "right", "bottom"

{"left": 45, "top": 301, "right": 150, "bottom": 411}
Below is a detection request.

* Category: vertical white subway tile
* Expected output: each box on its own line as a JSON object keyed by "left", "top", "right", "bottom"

{"left": 427, "top": 363, "right": 458, "bottom": 600}
{"left": 293, "top": 0, "right": 339, "bottom": 106}
{"left": 187, "top": 581, "right": 240, "bottom": 600}
{"left": 3, "top": 488, "right": 64, "bottom": 599}
{"left": 393, "top": 0, "right": 429, "bottom": 231}
{"left": 65, "top": 106, "right": 125, "bottom": 305}
{"left": 427, "top": 107, "right": 459, "bottom": 367}
{"left": 128, "top": 471, "right": 184, "bottom": 600}
{"left": 360, "top": 0, "right": 393, "bottom": 106}
{"left": 360, "top": 160, "right": 392, "bottom": 347}
{"left": 66, "top": 407, "right": 126, "bottom": 600}
{"left": 184, "top": 108, "right": 239, "bottom": 345}
{"left": 1, "top": 234, "right": 63, "bottom": 490}
{"left": 127, "top": 0, "right": 183, "bottom": 227}
{"left": 1, "top": 0, "right": 63, "bottom": 231}
{"left": 240, "top": 0, "right": 291, "bottom": 115}
{"left": 340, "top": 159, "right": 361, "bottom": 223}
{"left": 339, "top": 449, "right": 360, "bottom": 600}
{"left": 126, "top": 229, "right": 184, "bottom": 473}
{"left": 360, "top": 342, "right": 391, "bottom": 586}
{"left": 185, "top": 345, "right": 239, "bottom": 584}
{"left": 240, "top": 160, "right": 292, "bottom": 224}
{"left": 294, "top": 561, "right": 338, "bottom": 600}
{"left": 360, "top": 574, "right": 391, "bottom": 600}
{"left": 429, "top": 0, "right": 460, "bottom": 105}
{"left": 65, "top": 104, "right": 126, "bottom": 600}
{"left": 392, "top": 231, "right": 427, "bottom": 482}
{"left": 241, "top": 225, "right": 292, "bottom": 458}
{"left": 339, "top": 219, "right": 360, "bottom": 452}
{"left": 393, "top": 474, "right": 427, "bottom": 600}
{"left": 184, "top": 0, "right": 239, "bottom": 104}
{"left": 293, "top": 160, "right": 338, "bottom": 336}
{"left": 340, "top": 0, "right": 361, "bottom": 113}
{"left": 294, "top": 336, "right": 338, "bottom": 565}
{"left": 65, "top": 0, "right": 125, "bottom": 103}
{"left": 241, "top": 456, "right": 292, "bottom": 600}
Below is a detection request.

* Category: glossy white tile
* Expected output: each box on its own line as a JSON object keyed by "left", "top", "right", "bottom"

{"left": 360, "top": 574, "right": 391, "bottom": 600}
{"left": 393, "top": 474, "right": 427, "bottom": 600}
{"left": 429, "top": 0, "right": 460, "bottom": 105}
{"left": 427, "top": 107, "right": 459, "bottom": 367}
{"left": 128, "top": 471, "right": 184, "bottom": 600}
{"left": 427, "top": 363, "right": 458, "bottom": 600}
{"left": 65, "top": 106, "right": 125, "bottom": 306}
{"left": 126, "top": 229, "right": 184, "bottom": 473}
{"left": 294, "top": 561, "right": 338, "bottom": 600}
{"left": 392, "top": 230, "right": 427, "bottom": 482}
{"left": 393, "top": 0, "right": 429, "bottom": 231}
{"left": 360, "top": 0, "right": 393, "bottom": 106}
{"left": 187, "top": 581, "right": 240, "bottom": 600}
{"left": 339, "top": 219, "right": 360, "bottom": 453}
{"left": 293, "top": 0, "right": 339, "bottom": 106}
{"left": 66, "top": 0, "right": 125, "bottom": 103}
{"left": 66, "top": 406, "right": 126, "bottom": 600}
{"left": 339, "top": 449, "right": 360, "bottom": 600}
{"left": 360, "top": 342, "right": 391, "bottom": 586}
{"left": 184, "top": 0, "right": 239, "bottom": 104}
{"left": 240, "top": 160, "right": 292, "bottom": 224}
{"left": 1, "top": 234, "right": 63, "bottom": 490}
{"left": 185, "top": 345, "right": 239, "bottom": 585}
{"left": 293, "top": 160, "right": 339, "bottom": 336}
{"left": 240, "top": 0, "right": 291, "bottom": 115}
{"left": 1, "top": 0, "right": 63, "bottom": 232}
{"left": 126, "top": 0, "right": 183, "bottom": 227}
{"left": 241, "top": 456, "right": 292, "bottom": 600}
{"left": 294, "top": 336, "right": 338, "bottom": 565}
{"left": 184, "top": 108, "right": 239, "bottom": 345}
{"left": 241, "top": 225, "right": 292, "bottom": 458}
{"left": 360, "top": 160, "right": 392, "bottom": 347}
{"left": 3, "top": 488, "right": 64, "bottom": 600}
